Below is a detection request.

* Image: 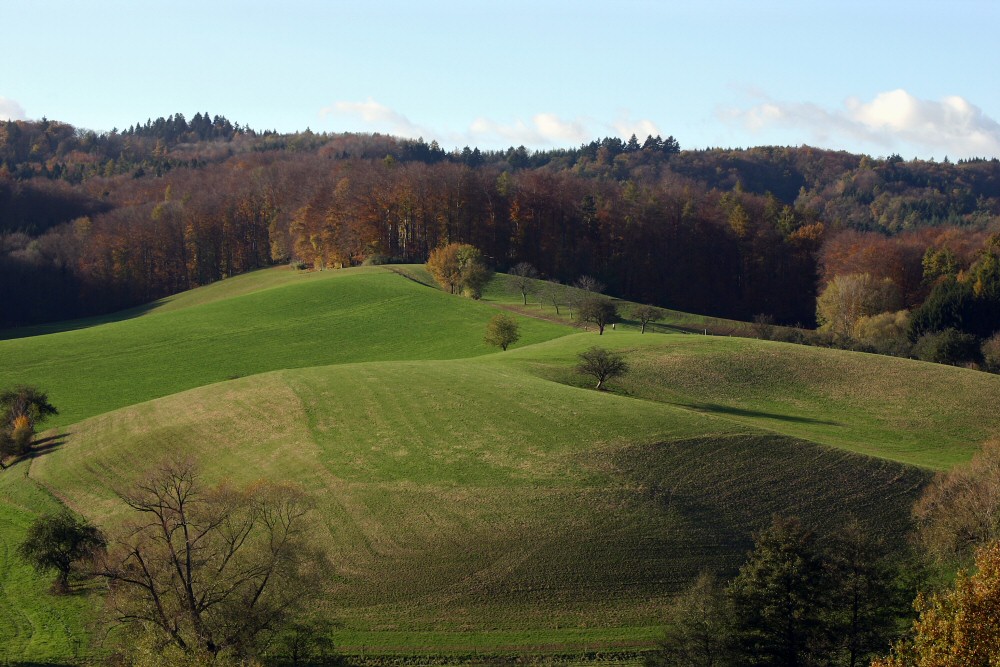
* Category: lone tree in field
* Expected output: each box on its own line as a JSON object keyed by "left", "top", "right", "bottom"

{"left": 484, "top": 313, "right": 521, "bottom": 351}
{"left": 18, "top": 511, "right": 106, "bottom": 593}
{"left": 508, "top": 262, "right": 539, "bottom": 305}
{"left": 100, "top": 459, "right": 330, "bottom": 663}
{"left": 539, "top": 280, "right": 564, "bottom": 315}
{"left": 630, "top": 304, "right": 664, "bottom": 334}
{"left": 426, "top": 243, "right": 492, "bottom": 298}
{"left": 576, "top": 346, "right": 629, "bottom": 390}
{"left": 0, "top": 385, "right": 58, "bottom": 466}
{"left": 577, "top": 295, "right": 619, "bottom": 334}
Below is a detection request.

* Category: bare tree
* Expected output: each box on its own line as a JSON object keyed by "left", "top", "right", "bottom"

{"left": 577, "top": 295, "right": 619, "bottom": 335}
{"left": 508, "top": 262, "right": 539, "bottom": 305}
{"left": 574, "top": 275, "right": 605, "bottom": 294}
{"left": 539, "top": 280, "right": 564, "bottom": 315}
{"left": 100, "top": 459, "right": 329, "bottom": 661}
{"left": 630, "top": 304, "right": 664, "bottom": 334}
{"left": 576, "top": 346, "right": 629, "bottom": 390}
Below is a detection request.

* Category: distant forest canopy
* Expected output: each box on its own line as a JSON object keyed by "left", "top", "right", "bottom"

{"left": 2, "top": 113, "right": 1000, "bottom": 329}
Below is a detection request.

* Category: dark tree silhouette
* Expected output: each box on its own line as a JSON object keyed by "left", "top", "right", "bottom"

{"left": 18, "top": 511, "right": 106, "bottom": 593}
{"left": 576, "top": 346, "right": 629, "bottom": 390}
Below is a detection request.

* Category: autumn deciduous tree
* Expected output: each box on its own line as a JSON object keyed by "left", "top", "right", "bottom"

{"left": 577, "top": 296, "right": 619, "bottom": 335}
{"left": 913, "top": 439, "right": 1000, "bottom": 565}
{"left": 456, "top": 244, "right": 493, "bottom": 299}
{"left": 484, "top": 313, "right": 520, "bottom": 351}
{"left": 0, "top": 385, "right": 58, "bottom": 466}
{"left": 872, "top": 541, "right": 1000, "bottom": 667}
{"left": 576, "top": 346, "right": 629, "bottom": 390}
{"left": 853, "top": 310, "right": 911, "bottom": 354}
{"left": 100, "top": 460, "right": 329, "bottom": 663}
{"left": 18, "top": 511, "right": 106, "bottom": 593}
{"left": 983, "top": 333, "right": 1000, "bottom": 372}
{"left": 816, "top": 273, "right": 900, "bottom": 339}
{"left": 1, "top": 384, "right": 58, "bottom": 432}
{"left": 426, "top": 243, "right": 492, "bottom": 298}
{"left": 426, "top": 244, "right": 464, "bottom": 293}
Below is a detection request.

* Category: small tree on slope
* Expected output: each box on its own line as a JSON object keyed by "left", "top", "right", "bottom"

{"left": 484, "top": 313, "right": 521, "bottom": 351}
{"left": 576, "top": 346, "right": 629, "bottom": 390}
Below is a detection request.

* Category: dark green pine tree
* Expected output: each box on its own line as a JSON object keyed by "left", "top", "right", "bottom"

{"left": 728, "top": 516, "right": 831, "bottom": 666}
{"left": 825, "top": 519, "right": 907, "bottom": 667}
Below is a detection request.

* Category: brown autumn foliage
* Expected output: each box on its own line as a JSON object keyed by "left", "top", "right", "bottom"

{"left": 3, "top": 117, "right": 1000, "bottom": 330}
{"left": 913, "top": 440, "right": 1000, "bottom": 564}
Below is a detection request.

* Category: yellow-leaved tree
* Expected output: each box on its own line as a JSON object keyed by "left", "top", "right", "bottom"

{"left": 872, "top": 540, "right": 1000, "bottom": 666}
{"left": 426, "top": 243, "right": 491, "bottom": 298}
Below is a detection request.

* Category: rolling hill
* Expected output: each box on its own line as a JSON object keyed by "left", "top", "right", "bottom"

{"left": 1, "top": 266, "right": 998, "bottom": 663}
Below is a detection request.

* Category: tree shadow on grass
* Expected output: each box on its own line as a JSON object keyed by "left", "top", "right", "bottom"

{"left": 0, "top": 301, "right": 160, "bottom": 341}
{"left": 23, "top": 433, "right": 70, "bottom": 461}
{"left": 687, "top": 403, "right": 840, "bottom": 426}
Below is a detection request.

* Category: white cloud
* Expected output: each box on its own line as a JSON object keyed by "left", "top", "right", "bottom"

{"left": 466, "top": 113, "right": 591, "bottom": 147}
{"left": 722, "top": 89, "right": 1000, "bottom": 158}
{"left": 320, "top": 98, "right": 427, "bottom": 139}
{"left": 0, "top": 97, "right": 26, "bottom": 121}
{"left": 320, "top": 98, "right": 659, "bottom": 149}
{"left": 612, "top": 113, "right": 662, "bottom": 141}
{"left": 533, "top": 113, "right": 590, "bottom": 144}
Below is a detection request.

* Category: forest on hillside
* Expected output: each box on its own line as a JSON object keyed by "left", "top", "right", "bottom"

{"left": 2, "top": 114, "right": 1000, "bottom": 350}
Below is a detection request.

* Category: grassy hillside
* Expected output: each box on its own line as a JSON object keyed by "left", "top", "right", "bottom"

{"left": 2, "top": 266, "right": 999, "bottom": 661}
{"left": 26, "top": 354, "right": 927, "bottom": 655}
{"left": 0, "top": 468, "right": 96, "bottom": 664}
{"left": 0, "top": 266, "right": 570, "bottom": 427}
{"left": 508, "top": 333, "right": 1000, "bottom": 470}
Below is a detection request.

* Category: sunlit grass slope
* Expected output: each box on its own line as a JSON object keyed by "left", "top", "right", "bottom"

{"left": 27, "top": 353, "right": 927, "bottom": 654}
{"left": 0, "top": 266, "right": 570, "bottom": 427}
{"left": 509, "top": 332, "right": 1000, "bottom": 470}
{"left": 0, "top": 469, "right": 96, "bottom": 664}
{"left": 4, "top": 266, "right": 1000, "bottom": 660}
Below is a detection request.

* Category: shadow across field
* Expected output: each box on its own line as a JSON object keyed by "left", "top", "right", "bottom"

{"left": 686, "top": 402, "right": 840, "bottom": 426}
{"left": 23, "top": 433, "right": 70, "bottom": 461}
{"left": 0, "top": 302, "right": 160, "bottom": 341}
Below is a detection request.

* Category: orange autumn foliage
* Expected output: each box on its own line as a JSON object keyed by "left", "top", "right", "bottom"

{"left": 872, "top": 541, "right": 1000, "bottom": 666}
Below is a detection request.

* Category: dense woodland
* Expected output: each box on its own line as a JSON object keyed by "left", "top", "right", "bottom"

{"left": 3, "top": 114, "right": 1000, "bottom": 351}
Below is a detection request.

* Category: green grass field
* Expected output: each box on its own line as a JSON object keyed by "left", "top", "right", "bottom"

{"left": 0, "top": 266, "right": 570, "bottom": 428}
{"left": 1, "top": 265, "right": 999, "bottom": 663}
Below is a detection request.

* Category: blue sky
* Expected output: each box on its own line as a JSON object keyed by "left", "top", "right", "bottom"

{"left": 3, "top": 0, "right": 999, "bottom": 158}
